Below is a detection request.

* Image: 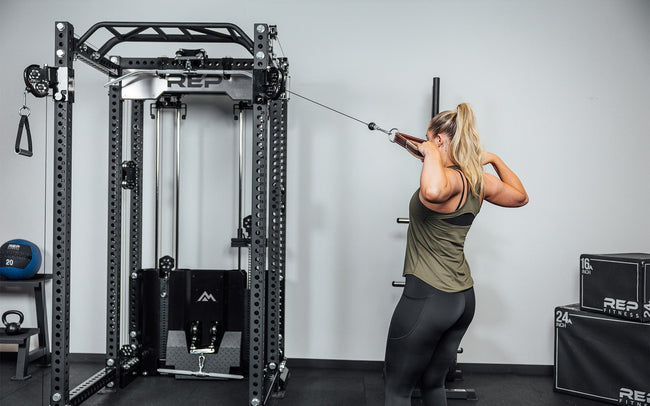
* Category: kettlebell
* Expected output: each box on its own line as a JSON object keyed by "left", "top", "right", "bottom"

{"left": 2, "top": 310, "right": 24, "bottom": 335}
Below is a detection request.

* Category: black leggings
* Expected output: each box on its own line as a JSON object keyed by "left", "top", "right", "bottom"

{"left": 384, "top": 275, "right": 476, "bottom": 406}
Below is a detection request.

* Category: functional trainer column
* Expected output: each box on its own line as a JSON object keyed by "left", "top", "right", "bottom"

{"left": 249, "top": 23, "right": 270, "bottom": 406}
{"left": 267, "top": 96, "right": 288, "bottom": 370}
{"left": 105, "top": 83, "right": 124, "bottom": 389}
{"left": 51, "top": 21, "right": 75, "bottom": 406}
{"left": 128, "top": 100, "right": 145, "bottom": 349}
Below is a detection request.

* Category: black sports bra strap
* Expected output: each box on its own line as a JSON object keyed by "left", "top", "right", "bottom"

{"left": 453, "top": 168, "right": 466, "bottom": 211}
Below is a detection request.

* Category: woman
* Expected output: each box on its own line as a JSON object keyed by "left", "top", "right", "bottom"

{"left": 384, "top": 103, "right": 528, "bottom": 406}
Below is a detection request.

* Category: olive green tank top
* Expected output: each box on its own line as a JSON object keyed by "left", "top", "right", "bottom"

{"left": 403, "top": 170, "right": 482, "bottom": 292}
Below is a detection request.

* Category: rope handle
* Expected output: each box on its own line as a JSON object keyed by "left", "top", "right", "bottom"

{"left": 393, "top": 132, "right": 425, "bottom": 160}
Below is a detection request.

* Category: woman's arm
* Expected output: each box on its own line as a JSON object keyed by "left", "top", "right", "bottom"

{"left": 482, "top": 152, "right": 529, "bottom": 207}
{"left": 417, "top": 141, "right": 462, "bottom": 204}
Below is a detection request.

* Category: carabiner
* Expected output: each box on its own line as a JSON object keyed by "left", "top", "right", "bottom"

{"left": 19, "top": 105, "right": 31, "bottom": 117}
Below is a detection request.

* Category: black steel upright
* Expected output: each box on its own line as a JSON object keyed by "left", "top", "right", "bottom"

{"left": 42, "top": 20, "right": 289, "bottom": 406}
{"left": 249, "top": 23, "right": 271, "bottom": 405}
{"left": 105, "top": 84, "right": 124, "bottom": 389}
{"left": 128, "top": 100, "right": 145, "bottom": 348}
{"left": 267, "top": 96, "right": 288, "bottom": 370}
{"left": 51, "top": 21, "right": 74, "bottom": 406}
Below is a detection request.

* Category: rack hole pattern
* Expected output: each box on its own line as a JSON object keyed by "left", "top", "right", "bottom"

{"left": 51, "top": 21, "right": 74, "bottom": 405}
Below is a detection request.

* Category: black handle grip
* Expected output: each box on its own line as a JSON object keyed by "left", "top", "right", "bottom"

{"left": 15, "top": 114, "right": 33, "bottom": 157}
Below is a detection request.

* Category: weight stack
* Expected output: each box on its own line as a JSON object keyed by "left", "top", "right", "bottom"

{"left": 554, "top": 304, "right": 650, "bottom": 405}
{"left": 580, "top": 253, "right": 650, "bottom": 322}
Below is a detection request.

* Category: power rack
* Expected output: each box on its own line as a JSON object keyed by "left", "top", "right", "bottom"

{"left": 24, "top": 21, "right": 289, "bottom": 406}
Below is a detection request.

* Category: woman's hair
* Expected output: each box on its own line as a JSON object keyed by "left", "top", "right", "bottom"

{"left": 427, "top": 103, "right": 484, "bottom": 196}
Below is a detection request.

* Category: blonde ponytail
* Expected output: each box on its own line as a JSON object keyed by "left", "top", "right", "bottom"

{"left": 428, "top": 103, "right": 484, "bottom": 196}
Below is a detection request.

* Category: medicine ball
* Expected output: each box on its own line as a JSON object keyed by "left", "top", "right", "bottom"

{"left": 0, "top": 239, "right": 42, "bottom": 280}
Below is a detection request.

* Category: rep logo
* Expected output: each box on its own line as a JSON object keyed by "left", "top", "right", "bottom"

{"left": 604, "top": 298, "right": 639, "bottom": 312}
{"left": 619, "top": 388, "right": 650, "bottom": 405}
{"left": 167, "top": 74, "right": 224, "bottom": 88}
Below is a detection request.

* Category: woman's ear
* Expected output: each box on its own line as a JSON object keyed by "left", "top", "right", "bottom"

{"left": 437, "top": 133, "right": 451, "bottom": 148}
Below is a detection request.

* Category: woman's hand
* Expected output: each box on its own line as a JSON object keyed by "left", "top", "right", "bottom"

{"left": 418, "top": 141, "right": 440, "bottom": 158}
{"left": 482, "top": 151, "right": 496, "bottom": 166}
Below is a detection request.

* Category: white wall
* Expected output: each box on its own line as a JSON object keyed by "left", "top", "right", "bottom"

{"left": 1, "top": 0, "right": 649, "bottom": 365}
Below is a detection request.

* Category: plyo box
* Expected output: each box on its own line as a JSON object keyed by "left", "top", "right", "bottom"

{"left": 554, "top": 304, "right": 650, "bottom": 405}
{"left": 580, "top": 253, "right": 650, "bottom": 322}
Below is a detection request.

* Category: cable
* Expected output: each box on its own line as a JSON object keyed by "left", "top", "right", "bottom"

{"left": 273, "top": 36, "right": 398, "bottom": 137}
{"left": 288, "top": 90, "right": 399, "bottom": 140}
{"left": 42, "top": 98, "right": 48, "bottom": 269}
{"left": 41, "top": 94, "right": 49, "bottom": 403}
{"left": 275, "top": 37, "right": 287, "bottom": 59}
{"left": 287, "top": 90, "right": 369, "bottom": 127}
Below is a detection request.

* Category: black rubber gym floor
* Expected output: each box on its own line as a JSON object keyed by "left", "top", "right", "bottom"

{"left": 1, "top": 353, "right": 605, "bottom": 406}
